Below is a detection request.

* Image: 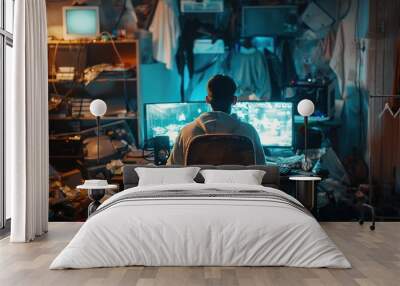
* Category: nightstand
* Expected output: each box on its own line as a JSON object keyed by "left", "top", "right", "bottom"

{"left": 289, "top": 176, "right": 321, "bottom": 212}
{"left": 77, "top": 180, "right": 118, "bottom": 216}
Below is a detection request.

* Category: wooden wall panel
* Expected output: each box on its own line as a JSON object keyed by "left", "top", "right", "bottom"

{"left": 366, "top": 0, "right": 400, "bottom": 191}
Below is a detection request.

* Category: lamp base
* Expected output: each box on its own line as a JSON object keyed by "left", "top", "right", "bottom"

{"left": 87, "top": 189, "right": 105, "bottom": 216}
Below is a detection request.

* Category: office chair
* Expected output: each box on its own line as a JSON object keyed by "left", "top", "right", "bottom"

{"left": 185, "top": 134, "right": 255, "bottom": 166}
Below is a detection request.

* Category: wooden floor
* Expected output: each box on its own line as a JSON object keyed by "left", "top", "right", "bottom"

{"left": 0, "top": 222, "right": 399, "bottom": 286}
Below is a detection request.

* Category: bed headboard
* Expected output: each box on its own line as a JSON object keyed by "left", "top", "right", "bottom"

{"left": 123, "top": 164, "right": 280, "bottom": 189}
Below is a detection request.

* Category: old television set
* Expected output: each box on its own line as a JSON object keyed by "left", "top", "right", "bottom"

{"left": 63, "top": 6, "right": 100, "bottom": 40}
{"left": 145, "top": 102, "right": 293, "bottom": 148}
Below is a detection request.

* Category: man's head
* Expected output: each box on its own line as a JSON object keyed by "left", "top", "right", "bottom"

{"left": 206, "top": 74, "right": 237, "bottom": 114}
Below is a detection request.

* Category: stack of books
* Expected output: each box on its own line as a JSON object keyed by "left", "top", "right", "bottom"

{"left": 71, "top": 98, "right": 92, "bottom": 118}
{"left": 56, "top": 66, "right": 75, "bottom": 81}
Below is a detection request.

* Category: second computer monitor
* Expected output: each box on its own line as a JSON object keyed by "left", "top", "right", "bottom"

{"left": 234, "top": 102, "right": 293, "bottom": 147}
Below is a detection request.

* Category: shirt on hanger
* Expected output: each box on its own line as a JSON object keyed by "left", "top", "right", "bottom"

{"left": 149, "top": 0, "right": 180, "bottom": 70}
{"left": 229, "top": 47, "right": 272, "bottom": 100}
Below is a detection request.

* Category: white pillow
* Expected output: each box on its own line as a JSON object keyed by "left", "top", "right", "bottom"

{"left": 135, "top": 167, "right": 200, "bottom": 186}
{"left": 200, "top": 169, "right": 266, "bottom": 185}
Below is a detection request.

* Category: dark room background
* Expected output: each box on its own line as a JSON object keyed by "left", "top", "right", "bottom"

{"left": 46, "top": 0, "right": 400, "bottom": 222}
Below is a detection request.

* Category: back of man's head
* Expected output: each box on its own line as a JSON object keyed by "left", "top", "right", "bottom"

{"left": 207, "top": 74, "right": 237, "bottom": 113}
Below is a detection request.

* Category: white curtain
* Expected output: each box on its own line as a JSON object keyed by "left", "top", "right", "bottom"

{"left": 7, "top": 0, "right": 49, "bottom": 242}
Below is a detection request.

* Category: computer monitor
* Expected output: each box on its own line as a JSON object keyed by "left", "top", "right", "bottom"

{"left": 233, "top": 102, "right": 293, "bottom": 147}
{"left": 63, "top": 6, "right": 100, "bottom": 40}
{"left": 145, "top": 102, "right": 293, "bottom": 147}
{"left": 145, "top": 102, "right": 211, "bottom": 146}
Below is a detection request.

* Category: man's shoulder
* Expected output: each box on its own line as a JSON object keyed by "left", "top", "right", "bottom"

{"left": 178, "top": 120, "right": 203, "bottom": 139}
{"left": 238, "top": 120, "right": 258, "bottom": 134}
{"left": 181, "top": 120, "right": 198, "bottom": 132}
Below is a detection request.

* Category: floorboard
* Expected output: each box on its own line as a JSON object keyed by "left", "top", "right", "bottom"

{"left": 0, "top": 222, "right": 399, "bottom": 286}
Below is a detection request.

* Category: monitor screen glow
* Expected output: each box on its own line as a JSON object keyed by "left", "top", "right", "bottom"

{"left": 63, "top": 7, "right": 100, "bottom": 40}
{"left": 233, "top": 102, "right": 293, "bottom": 147}
{"left": 145, "top": 103, "right": 211, "bottom": 146}
{"left": 145, "top": 102, "right": 293, "bottom": 147}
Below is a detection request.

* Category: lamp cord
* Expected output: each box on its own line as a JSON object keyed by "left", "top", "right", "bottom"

{"left": 304, "top": 116, "right": 308, "bottom": 163}
{"left": 97, "top": 116, "right": 100, "bottom": 164}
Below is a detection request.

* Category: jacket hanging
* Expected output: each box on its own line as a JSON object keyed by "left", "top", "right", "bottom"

{"left": 149, "top": 0, "right": 181, "bottom": 70}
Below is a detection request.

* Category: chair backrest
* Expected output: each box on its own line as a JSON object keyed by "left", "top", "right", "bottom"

{"left": 185, "top": 134, "right": 255, "bottom": 166}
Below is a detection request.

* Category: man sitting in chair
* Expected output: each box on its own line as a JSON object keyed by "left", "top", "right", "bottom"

{"left": 167, "top": 74, "right": 266, "bottom": 165}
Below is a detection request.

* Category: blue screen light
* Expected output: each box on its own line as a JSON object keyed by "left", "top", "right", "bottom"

{"left": 145, "top": 102, "right": 293, "bottom": 147}
{"left": 146, "top": 103, "right": 211, "bottom": 146}
{"left": 233, "top": 102, "right": 293, "bottom": 147}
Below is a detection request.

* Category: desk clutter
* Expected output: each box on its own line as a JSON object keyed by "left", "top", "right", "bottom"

{"left": 269, "top": 146, "right": 375, "bottom": 221}
{"left": 48, "top": 126, "right": 375, "bottom": 222}
{"left": 48, "top": 37, "right": 142, "bottom": 221}
{"left": 49, "top": 119, "right": 148, "bottom": 221}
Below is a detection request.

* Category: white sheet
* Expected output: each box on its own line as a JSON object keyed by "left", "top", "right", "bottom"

{"left": 50, "top": 183, "right": 351, "bottom": 269}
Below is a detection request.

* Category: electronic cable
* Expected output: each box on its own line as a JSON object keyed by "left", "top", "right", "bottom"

{"left": 106, "top": 30, "right": 130, "bottom": 112}
{"left": 100, "top": 31, "right": 124, "bottom": 64}
{"left": 51, "top": 41, "right": 60, "bottom": 95}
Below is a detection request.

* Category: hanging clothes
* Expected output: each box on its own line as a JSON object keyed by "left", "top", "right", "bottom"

{"left": 329, "top": 23, "right": 345, "bottom": 96}
{"left": 280, "top": 39, "right": 298, "bottom": 86}
{"left": 321, "top": 29, "right": 336, "bottom": 61}
{"left": 176, "top": 18, "right": 202, "bottom": 80}
{"left": 175, "top": 17, "right": 227, "bottom": 100}
{"left": 329, "top": 18, "right": 359, "bottom": 99}
{"left": 149, "top": 0, "right": 180, "bottom": 70}
{"left": 229, "top": 47, "right": 271, "bottom": 100}
{"left": 264, "top": 49, "right": 283, "bottom": 100}
{"left": 131, "top": 0, "right": 158, "bottom": 29}
{"left": 186, "top": 54, "right": 227, "bottom": 101}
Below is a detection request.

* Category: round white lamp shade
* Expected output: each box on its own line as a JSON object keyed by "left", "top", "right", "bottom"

{"left": 297, "top": 99, "right": 315, "bottom": 117}
{"left": 90, "top": 99, "right": 107, "bottom": 117}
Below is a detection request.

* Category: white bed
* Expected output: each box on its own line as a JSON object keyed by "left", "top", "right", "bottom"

{"left": 50, "top": 183, "right": 351, "bottom": 269}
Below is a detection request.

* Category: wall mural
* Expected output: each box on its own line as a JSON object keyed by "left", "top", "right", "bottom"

{"left": 46, "top": 0, "right": 400, "bottom": 221}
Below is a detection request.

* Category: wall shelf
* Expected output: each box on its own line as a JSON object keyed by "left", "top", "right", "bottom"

{"left": 48, "top": 78, "right": 137, "bottom": 84}
{"left": 49, "top": 115, "right": 137, "bottom": 121}
{"left": 48, "top": 39, "right": 138, "bottom": 46}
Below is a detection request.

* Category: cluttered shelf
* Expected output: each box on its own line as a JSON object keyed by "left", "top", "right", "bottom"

{"left": 48, "top": 39, "right": 138, "bottom": 46}
{"left": 49, "top": 155, "right": 83, "bottom": 159}
{"left": 47, "top": 23, "right": 142, "bottom": 221}
{"left": 48, "top": 78, "right": 137, "bottom": 83}
{"left": 49, "top": 115, "right": 137, "bottom": 121}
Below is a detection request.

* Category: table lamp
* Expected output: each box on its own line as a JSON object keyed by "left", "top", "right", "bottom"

{"left": 90, "top": 99, "right": 107, "bottom": 164}
{"left": 297, "top": 99, "right": 315, "bottom": 171}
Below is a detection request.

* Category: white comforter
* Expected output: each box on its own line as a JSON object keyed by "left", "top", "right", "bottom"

{"left": 50, "top": 183, "right": 351, "bottom": 269}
